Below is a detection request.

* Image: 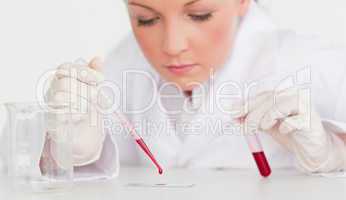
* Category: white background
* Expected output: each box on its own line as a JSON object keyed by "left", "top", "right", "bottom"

{"left": 0, "top": 0, "right": 346, "bottom": 126}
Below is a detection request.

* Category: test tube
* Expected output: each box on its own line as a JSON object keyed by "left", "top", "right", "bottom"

{"left": 245, "top": 134, "right": 271, "bottom": 177}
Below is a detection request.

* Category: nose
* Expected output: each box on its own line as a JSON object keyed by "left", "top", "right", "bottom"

{"left": 162, "top": 21, "right": 188, "bottom": 56}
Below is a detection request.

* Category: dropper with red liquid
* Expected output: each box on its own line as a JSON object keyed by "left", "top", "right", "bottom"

{"left": 83, "top": 60, "right": 163, "bottom": 175}
{"left": 112, "top": 111, "right": 163, "bottom": 175}
{"left": 136, "top": 139, "right": 163, "bottom": 175}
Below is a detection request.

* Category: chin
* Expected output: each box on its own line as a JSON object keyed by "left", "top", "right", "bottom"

{"left": 174, "top": 79, "right": 204, "bottom": 91}
{"left": 160, "top": 70, "right": 209, "bottom": 91}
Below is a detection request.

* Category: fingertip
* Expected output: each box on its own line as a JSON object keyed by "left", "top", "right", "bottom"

{"left": 88, "top": 56, "right": 104, "bottom": 72}
{"left": 231, "top": 116, "right": 246, "bottom": 124}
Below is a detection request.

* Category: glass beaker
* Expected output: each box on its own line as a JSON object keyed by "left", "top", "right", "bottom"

{"left": 4, "top": 102, "right": 73, "bottom": 192}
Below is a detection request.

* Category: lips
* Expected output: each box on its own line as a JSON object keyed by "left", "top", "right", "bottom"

{"left": 166, "top": 64, "right": 197, "bottom": 75}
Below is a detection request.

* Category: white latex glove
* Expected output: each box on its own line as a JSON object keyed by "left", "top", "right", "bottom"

{"left": 42, "top": 57, "right": 107, "bottom": 169}
{"left": 233, "top": 88, "right": 346, "bottom": 173}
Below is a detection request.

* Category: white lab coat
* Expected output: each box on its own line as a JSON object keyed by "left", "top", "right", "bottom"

{"left": 1, "top": 1, "right": 345, "bottom": 180}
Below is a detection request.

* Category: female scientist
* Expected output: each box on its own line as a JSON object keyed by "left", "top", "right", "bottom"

{"left": 44, "top": 0, "right": 346, "bottom": 179}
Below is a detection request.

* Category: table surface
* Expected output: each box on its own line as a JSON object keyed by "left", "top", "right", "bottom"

{"left": 1, "top": 167, "right": 345, "bottom": 200}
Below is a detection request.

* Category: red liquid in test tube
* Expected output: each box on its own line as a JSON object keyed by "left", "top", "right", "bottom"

{"left": 252, "top": 151, "right": 271, "bottom": 177}
{"left": 245, "top": 135, "right": 272, "bottom": 177}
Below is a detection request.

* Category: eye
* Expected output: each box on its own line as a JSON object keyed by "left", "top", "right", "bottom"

{"left": 188, "top": 13, "right": 213, "bottom": 22}
{"left": 137, "top": 17, "right": 160, "bottom": 27}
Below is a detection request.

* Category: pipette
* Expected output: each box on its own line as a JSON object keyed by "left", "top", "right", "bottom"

{"left": 78, "top": 59, "right": 163, "bottom": 175}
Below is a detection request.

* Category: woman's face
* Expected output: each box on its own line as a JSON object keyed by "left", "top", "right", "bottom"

{"left": 128, "top": 0, "right": 250, "bottom": 90}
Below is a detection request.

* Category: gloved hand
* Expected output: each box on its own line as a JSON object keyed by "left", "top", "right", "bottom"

{"left": 41, "top": 57, "right": 107, "bottom": 169}
{"left": 233, "top": 87, "right": 346, "bottom": 173}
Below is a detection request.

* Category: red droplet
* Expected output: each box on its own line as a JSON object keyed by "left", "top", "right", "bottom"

{"left": 158, "top": 168, "right": 163, "bottom": 175}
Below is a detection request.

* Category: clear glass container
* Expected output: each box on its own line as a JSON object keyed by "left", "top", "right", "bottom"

{"left": 4, "top": 102, "right": 73, "bottom": 192}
